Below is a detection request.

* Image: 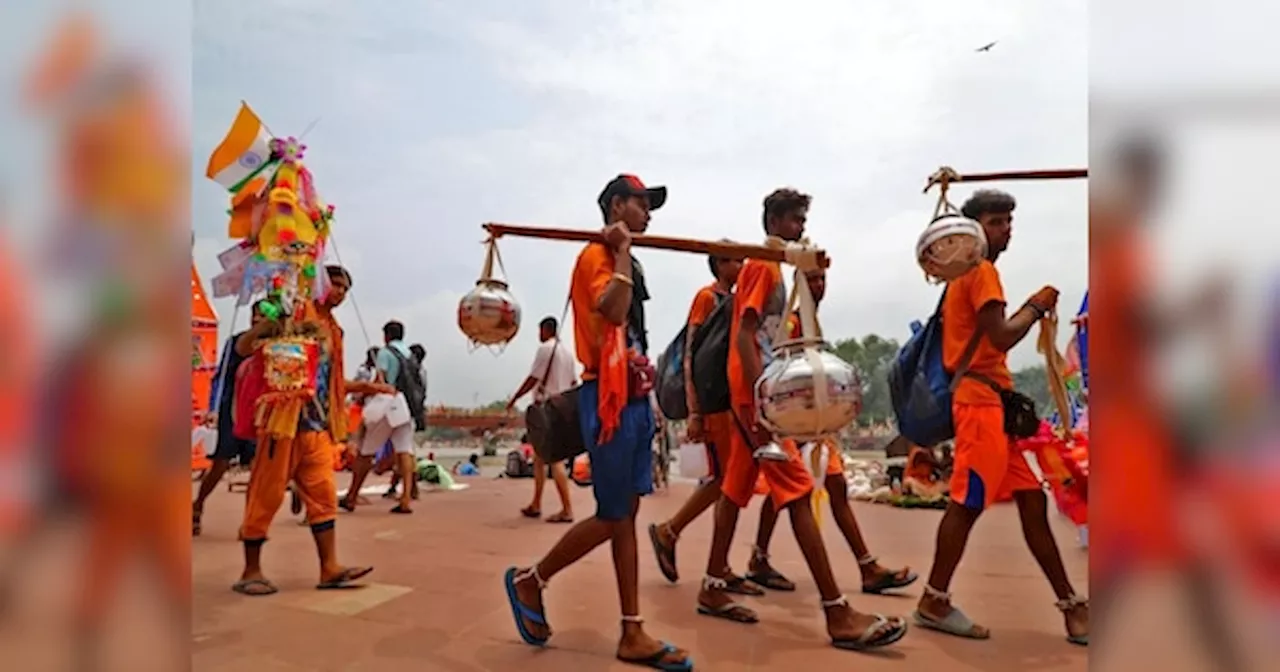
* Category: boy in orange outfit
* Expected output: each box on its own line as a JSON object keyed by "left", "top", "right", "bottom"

{"left": 647, "top": 251, "right": 767, "bottom": 597}
{"left": 504, "top": 175, "right": 692, "bottom": 670}
{"left": 697, "top": 188, "right": 906, "bottom": 653}
{"left": 749, "top": 267, "right": 918, "bottom": 595}
{"left": 912, "top": 190, "right": 1088, "bottom": 646}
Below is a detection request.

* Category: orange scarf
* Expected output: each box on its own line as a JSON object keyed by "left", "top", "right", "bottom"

{"left": 596, "top": 323, "right": 629, "bottom": 444}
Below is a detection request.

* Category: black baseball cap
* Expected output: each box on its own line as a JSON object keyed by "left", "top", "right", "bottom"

{"left": 597, "top": 174, "right": 667, "bottom": 216}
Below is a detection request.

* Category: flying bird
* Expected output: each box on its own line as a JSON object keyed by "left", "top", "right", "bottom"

{"left": 976, "top": 41, "right": 997, "bottom": 52}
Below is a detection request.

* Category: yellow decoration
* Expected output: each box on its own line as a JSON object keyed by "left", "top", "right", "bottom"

{"left": 809, "top": 440, "right": 831, "bottom": 528}
{"left": 255, "top": 161, "right": 320, "bottom": 259}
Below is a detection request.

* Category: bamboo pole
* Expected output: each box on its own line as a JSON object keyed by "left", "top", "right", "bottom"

{"left": 923, "top": 168, "right": 1088, "bottom": 194}
{"left": 482, "top": 222, "right": 831, "bottom": 268}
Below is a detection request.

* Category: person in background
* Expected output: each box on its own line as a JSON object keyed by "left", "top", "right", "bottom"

{"left": 384, "top": 343, "right": 430, "bottom": 500}
{"left": 193, "top": 299, "right": 270, "bottom": 536}
{"left": 409, "top": 343, "right": 429, "bottom": 408}
{"left": 355, "top": 347, "right": 379, "bottom": 383}
{"left": 507, "top": 316, "right": 578, "bottom": 524}
{"left": 454, "top": 453, "right": 481, "bottom": 477}
{"left": 367, "top": 320, "right": 423, "bottom": 515}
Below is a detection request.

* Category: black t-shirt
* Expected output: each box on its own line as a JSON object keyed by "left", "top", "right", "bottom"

{"left": 628, "top": 256, "right": 650, "bottom": 355}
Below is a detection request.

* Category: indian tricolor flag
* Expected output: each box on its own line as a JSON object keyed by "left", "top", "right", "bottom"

{"left": 205, "top": 103, "right": 274, "bottom": 191}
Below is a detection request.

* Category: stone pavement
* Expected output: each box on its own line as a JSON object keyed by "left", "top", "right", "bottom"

{"left": 192, "top": 474, "right": 1088, "bottom": 671}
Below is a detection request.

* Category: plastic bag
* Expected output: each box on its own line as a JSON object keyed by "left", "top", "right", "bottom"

{"left": 677, "top": 443, "right": 708, "bottom": 480}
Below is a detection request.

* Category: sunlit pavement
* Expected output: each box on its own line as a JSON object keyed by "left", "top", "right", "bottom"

{"left": 191, "top": 473, "right": 1088, "bottom": 671}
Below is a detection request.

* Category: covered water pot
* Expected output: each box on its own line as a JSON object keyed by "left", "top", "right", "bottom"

{"left": 917, "top": 213, "right": 987, "bottom": 282}
{"left": 754, "top": 340, "right": 862, "bottom": 441}
{"left": 457, "top": 279, "right": 521, "bottom": 346}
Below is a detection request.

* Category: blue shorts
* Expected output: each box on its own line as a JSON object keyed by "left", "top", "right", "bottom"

{"left": 577, "top": 380, "right": 655, "bottom": 521}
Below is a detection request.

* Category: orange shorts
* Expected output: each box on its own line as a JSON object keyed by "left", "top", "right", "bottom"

{"left": 702, "top": 411, "right": 734, "bottom": 479}
{"left": 950, "top": 403, "right": 1041, "bottom": 511}
{"left": 743, "top": 439, "right": 842, "bottom": 496}
{"left": 720, "top": 406, "right": 815, "bottom": 510}
{"left": 1091, "top": 407, "right": 1187, "bottom": 579}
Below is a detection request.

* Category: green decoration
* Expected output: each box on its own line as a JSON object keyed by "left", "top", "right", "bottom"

{"left": 259, "top": 302, "right": 281, "bottom": 321}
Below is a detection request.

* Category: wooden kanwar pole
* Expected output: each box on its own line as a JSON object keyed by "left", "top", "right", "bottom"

{"left": 483, "top": 222, "right": 831, "bottom": 268}
{"left": 923, "top": 168, "right": 1088, "bottom": 194}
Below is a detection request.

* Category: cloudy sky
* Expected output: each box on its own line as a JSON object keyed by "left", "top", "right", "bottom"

{"left": 188, "top": 0, "right": 1088, "bottom": 407}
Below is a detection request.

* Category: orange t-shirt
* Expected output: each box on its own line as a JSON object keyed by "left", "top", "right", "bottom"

{"left": 941, "top": 260, "right": 1012, "bottom": 406}
{"left": 687, "top": 284, "right": 722, "bottom": 329}
{"left": 570, "top": 243, "right": 617, "bottom": 379}
{"left": 728, "top": 259, "right": 787, "bottom": 408}
{"left": 785, "top": 310, "right": 823, "bottom": 340}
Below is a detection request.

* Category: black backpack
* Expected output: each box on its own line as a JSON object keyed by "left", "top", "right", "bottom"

{"left": 387, "top": 347, "right": 427, "bottom": 431}
{"left": 505, "top": 450, "right": 533, "bottom": 478}
{"left": 688, "top": 294, "right": 734, "bottom": 415}
{"left": 654, "top": 324, "right": 691, "bottom": 421}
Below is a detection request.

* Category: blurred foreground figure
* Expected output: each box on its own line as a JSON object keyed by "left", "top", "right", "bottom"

{"left": 0, "top": 220, "right": 37, "bottom": 539}
{"left": 0, "top": 13, "right": 191, "bottom": 669}
{"left": 1090, "top": 134, "right": 1244, "bottom": 671}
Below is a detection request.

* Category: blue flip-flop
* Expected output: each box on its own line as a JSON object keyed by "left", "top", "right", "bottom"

{"left": 503, "top": 567, "right": 549, "bottom": 647}
{"left": 616, "top": 642, "right": 694, "bottom": 671}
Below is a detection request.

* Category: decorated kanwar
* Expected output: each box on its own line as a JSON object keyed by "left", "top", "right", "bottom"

{"left": 203, "top": 103, "right": 388, "bottom": 596}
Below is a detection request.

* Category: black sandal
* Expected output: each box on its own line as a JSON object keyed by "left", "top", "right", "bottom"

{"left": 723, "top": 574, "right": 766, "bottom": 597}
{"left": 746, "top": 567, "right": 796, "bottom": 592}
{"left": 647, "top": 523, "right": 679, "bottom": 583}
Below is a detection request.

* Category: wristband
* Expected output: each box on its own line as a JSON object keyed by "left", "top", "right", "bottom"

{"left": 1024, "top": 301, "right": 1048, "bottom": 319}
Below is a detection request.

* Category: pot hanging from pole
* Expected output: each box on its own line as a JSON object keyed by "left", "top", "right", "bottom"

{"left": 457, "top": 237, "right": 521, "bottom": 349}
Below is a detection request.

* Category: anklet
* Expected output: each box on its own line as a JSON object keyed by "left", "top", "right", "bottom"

{"left": 518, "top": 566, "right": 549, "bottom": 589}
{"left": 663, "top": 522, "right": 679, "bottom": 541}
{"left": 923, "top": 584, "right": 951, "bottom": 601}
{"left": 702, "top": 575, "right": 728, "bottom": 591}
{"left": 621, "top": 614, "right": 645, "bottom": 624}
{"left": 751, "top": 545, "right": 770, "bottom": 561}
{"left": 820, "top": 595, "right": 848, "bottom": 609}
{"left": 1055, "top": 595, "right": 1087, "bottom": 611}
{"left": 857, "top": 555, "right": 878, "bottom": 567}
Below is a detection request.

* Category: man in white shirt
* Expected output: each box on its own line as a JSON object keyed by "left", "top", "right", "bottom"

{"left": 506, "top": 316, "right": 577, "bottom": 523}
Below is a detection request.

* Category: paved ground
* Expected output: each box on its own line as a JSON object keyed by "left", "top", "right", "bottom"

{"left": 192, "top": 472, "right": 1088, "bottom": 671}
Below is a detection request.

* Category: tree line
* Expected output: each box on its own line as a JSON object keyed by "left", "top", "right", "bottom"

{"left": 832, "top": 334, "right": 1054, "bottom": 426}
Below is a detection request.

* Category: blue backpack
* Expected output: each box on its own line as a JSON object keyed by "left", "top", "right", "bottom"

{"left": 887, "top": 290, "right": 982, "bottom": 447}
